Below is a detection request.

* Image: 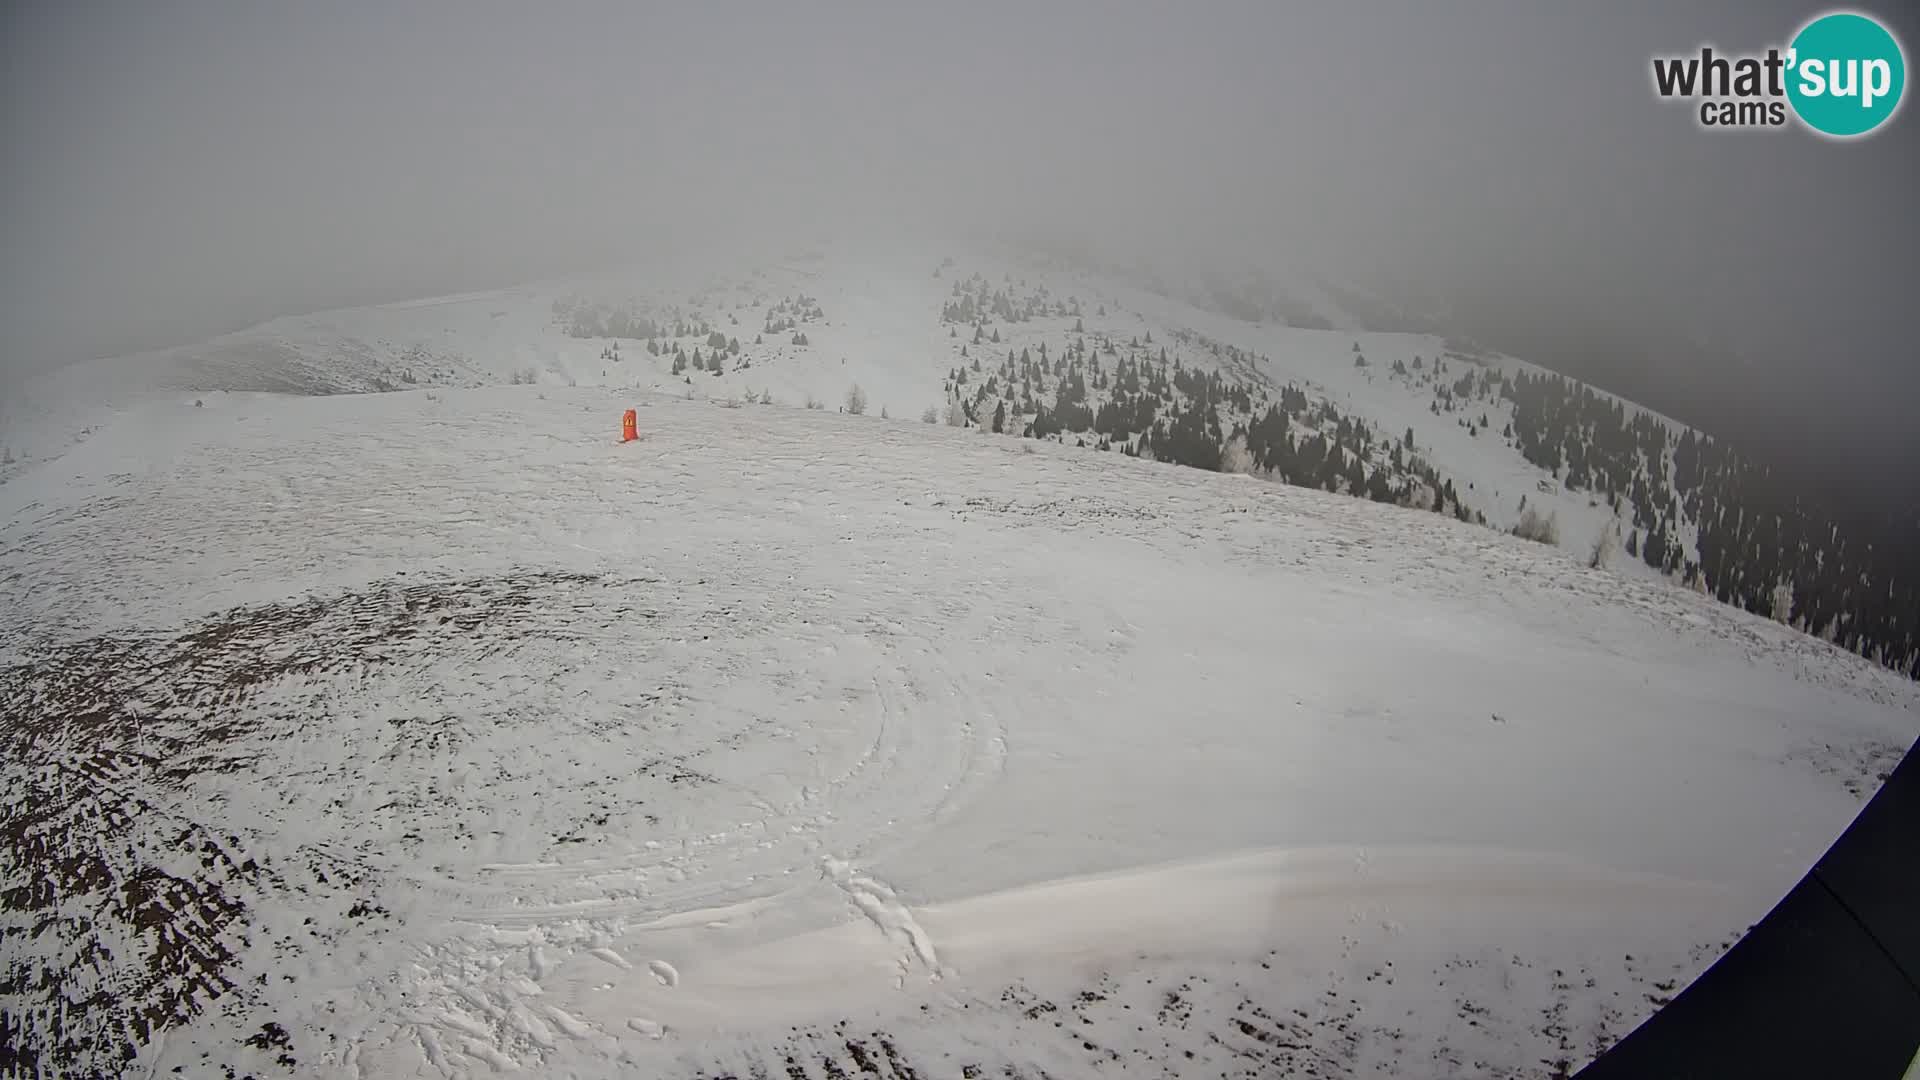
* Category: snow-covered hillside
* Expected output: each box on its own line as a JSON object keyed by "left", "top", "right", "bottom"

{"left": 0, "top": 249, "right": 1733, "bottom": 583}
{"left": 2, "top": 383, "right": 1915, "bottom": 1079}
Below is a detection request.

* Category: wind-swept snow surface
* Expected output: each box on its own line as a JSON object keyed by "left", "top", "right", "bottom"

{"left": 2, "top": 387, "right": 1914, "bottom": 1079}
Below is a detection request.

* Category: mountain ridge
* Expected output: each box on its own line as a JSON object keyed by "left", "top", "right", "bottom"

{"left": 2, "top": 249, "right": 1913, "bottom": 678}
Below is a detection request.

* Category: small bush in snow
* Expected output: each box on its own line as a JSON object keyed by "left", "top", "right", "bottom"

{"left": 1770, "top": 578, "right": 1796, "bottom": 624}
{"left": 1511, "top": 507, "right": 1560, "bottom": 546}
{"left": 1219, "top": 434, "right": 1254, "bottom": 475}
{"left": 1589, "top": 525, "right": 1614, "bottom": 569}
{"left": 845, "top": 384, "right": 868, "bottom": 416}
{"left": 921, "top": 406, "right": 939, "bottom": 424}
{"left": 805, "top": 395, "right": 825, "bottom": 411}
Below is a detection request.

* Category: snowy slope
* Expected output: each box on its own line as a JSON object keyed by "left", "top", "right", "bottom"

{"left": 0, "top": 251, "right": 960, "bottom": 473}
{"left": 956, "top": 263, "right": 1704, "bottom": 573}
{"left": 2, "top": 384, "right": 1914, "bottom": 1079}
{"left": 0, "top": 248, "right": 1711, "bottom": 584}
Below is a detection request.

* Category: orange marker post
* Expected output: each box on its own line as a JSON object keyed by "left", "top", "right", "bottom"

{"left": 620, "top": 408, "right": 638, "bottom": 443}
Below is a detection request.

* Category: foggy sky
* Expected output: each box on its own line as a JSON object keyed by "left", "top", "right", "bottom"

{"left": 4, "top": 1, "right": 1916, "bottom": 473}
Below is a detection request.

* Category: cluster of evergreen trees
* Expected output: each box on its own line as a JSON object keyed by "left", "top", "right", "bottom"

{"left": 553, "top": 298, "right": 663, "bottom": 341}
{"left": 763, "top": 294, "right": 824, "bottom": 336}
{"left": 669, "top": 343, "right": 728, "bottom": 376}
{"left": 1502, "top": 368, "right": 1918, "bottom": 677}
{"left": 652, "top": 328, "right": 748, "bottom": 376}
{"left": 943, "top": 333, "right": 1479, "bottom": 522}
{"left": 586, "top": 292, "right": 812, "bottom": 358}
{"left": 941, "top": 273, "right": 1081, "bottom": 325}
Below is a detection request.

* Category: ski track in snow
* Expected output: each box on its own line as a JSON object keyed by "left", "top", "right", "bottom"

{"left": 0, "top": 385, "right": 1914, "bottom": 1079}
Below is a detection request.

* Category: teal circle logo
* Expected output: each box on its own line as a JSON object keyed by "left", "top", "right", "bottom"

{"left": 1787, "top": 11, "right": 1906, "bottom": 137}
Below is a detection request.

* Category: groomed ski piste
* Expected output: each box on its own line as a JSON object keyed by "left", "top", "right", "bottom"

{"left": 3, "top": 259, "right": 1918, "bottom": 1079}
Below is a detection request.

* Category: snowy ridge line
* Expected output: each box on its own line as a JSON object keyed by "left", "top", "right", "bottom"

{"left": 3, "top": 248, "right": 1909, "bottom": 687}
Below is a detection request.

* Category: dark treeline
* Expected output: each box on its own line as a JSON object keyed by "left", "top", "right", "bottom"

{"left": 942, "top": 292, "right": 1917, "bottom": 679}
{"left": 943, "top": 331, "right": 1481, "bottom": 524}
{"left": 1503, "top": 369, "right": 1919, "bottom": 678}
